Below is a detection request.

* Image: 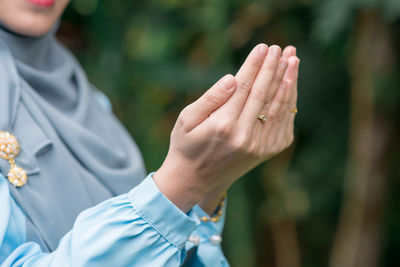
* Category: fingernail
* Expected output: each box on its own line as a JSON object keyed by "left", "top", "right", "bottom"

{"left": 288, "top": 45, "right": 296, "bottom": 54}
{"left": 295, "top": 59, "right": 300, "bottom": 68}
{"left": 279, "top": 57, "right": 288, "bottom": 68}
{"left": 273, "top": 46, "right": 280, "bottom": 57}
{"left": 289, "top": 56, "right": 300, "bottom": 67}
{"left": 258, "top": 44, "right": 267, "bottom": 56}
{"left": 221, "top": 75, "right": 236, "bottom": 91}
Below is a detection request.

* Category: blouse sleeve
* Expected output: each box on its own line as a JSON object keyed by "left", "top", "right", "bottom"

{"left": 0, "top": 173, "right": 229, "bottom": 267}
{"left": 183, "top": 200, "right": 229, "bottom": 267}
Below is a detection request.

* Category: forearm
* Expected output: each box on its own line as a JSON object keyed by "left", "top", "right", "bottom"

{"left": 154, "top": 160, "right": 230, "bottom": 215}
{"left": 0, "top": 174, "right": 197, "bottom": 267}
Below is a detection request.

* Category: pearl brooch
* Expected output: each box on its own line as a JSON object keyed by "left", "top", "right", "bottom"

{"left": 0, "top": 131, "right": 28, "bottom": 187}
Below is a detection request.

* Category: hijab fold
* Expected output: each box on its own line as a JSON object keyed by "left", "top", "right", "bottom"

{"left": 0, "top": 21, "right": 146, "bottom": 251}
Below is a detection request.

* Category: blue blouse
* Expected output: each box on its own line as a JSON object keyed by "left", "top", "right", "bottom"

{"left": 0, "top": 172, "right": 229, "bottom": 266}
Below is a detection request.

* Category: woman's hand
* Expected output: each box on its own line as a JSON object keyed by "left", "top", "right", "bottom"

{"left": 154, "top": 44, "right": 299, "bottom": 212}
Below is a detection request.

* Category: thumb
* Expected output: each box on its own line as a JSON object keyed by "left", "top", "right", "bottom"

{"left": 179, "top": 74, "right": 236, "bottom": 132}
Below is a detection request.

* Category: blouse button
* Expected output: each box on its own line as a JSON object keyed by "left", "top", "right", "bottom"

{"left": 188, "top": 235, "right": 200, "bottom": 246}
{"left": 209, "top": 234, "right": 222, "bottom": 245}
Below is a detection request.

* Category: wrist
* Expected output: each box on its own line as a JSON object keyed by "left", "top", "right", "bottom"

{"left": 153, "top": 162, "right": 206, "bottom": 213}
{"left": 198, "top": 183, "right": 229, "bottom": 215}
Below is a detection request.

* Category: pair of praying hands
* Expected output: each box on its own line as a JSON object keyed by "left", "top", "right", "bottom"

{"left": 154, "top": 44, "right": 299, "bottom": 212}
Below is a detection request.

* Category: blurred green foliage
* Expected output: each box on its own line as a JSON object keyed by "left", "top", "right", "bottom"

{"left": 61, "top": 0, "right": 400, "bottom": 266}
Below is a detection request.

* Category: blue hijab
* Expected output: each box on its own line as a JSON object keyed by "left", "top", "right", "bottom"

{"left": 0, "top": 21, "right": 146, "bottom": 251}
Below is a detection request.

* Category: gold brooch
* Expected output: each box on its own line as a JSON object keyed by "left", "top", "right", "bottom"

{"left": 0, "top": 131, "right": 27, "bottom": 187}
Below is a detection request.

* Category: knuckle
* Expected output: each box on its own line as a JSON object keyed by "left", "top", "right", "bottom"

{"left": 177, "top": 117, "right": 187, "bottom": 131}
{"left": 283, "top": 94, "right": 291, "bottom": 105}
{"left": 250, "top": 54, "right": 264, "bottom": 69}
{"left": 249, "top": 144, "right": 264, "bottom": 158}
{"left": 205, "top": 91, "right": 221, "bottom": 105}
{"left": 236, "top": 78, "right": 252, "bottom": 92}
{"left": 245, "top": 142, "right": 256, "bottom": 155}
{"left": 215, "top": 119, "right": 234, "bottom": 138}
{"left": 271, "top": 80, "right": 281, "bottom": 92}
{"left": 267, "top": 112, "right": 281, "bottom": 122}
{"left": 177, "top": 109, "right": 187, "bottom": 125}
{"left": 277, "top": 96, "right": 285, "bottom": 107}
{"left": 254, "top": 89, "right": 272, "bottom": 106}
{"left": 260, "top": 105, "right": 271, "bottom": 116}
{"left": 263, "top": 103, "right": 272, "bottom": 112}
{"left": 177, "top": 107, "right": 190, "bottom": 130}
{"left": 263, "top": 60, "right": 277, "bottom": 71}
{"left": 232, "top": 133, "right": 250, "bottom": 151}
{"left": 265, "top": 95, "right": 273, "bottom": 106}
{"left": 266, "top": 114, "right": 275, "bottom": 122}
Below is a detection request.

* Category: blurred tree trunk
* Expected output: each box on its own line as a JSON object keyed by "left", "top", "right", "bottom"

{"left": 262, "top": 148, "right": 302, "bottom": 267}
{"left": 269, "top": 217, "right": 301, "bottom": 267}
{"left": 329, "top": 10, "right": 393, "bottom": 267}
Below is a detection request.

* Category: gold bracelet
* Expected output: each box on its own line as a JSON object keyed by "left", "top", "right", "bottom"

{"left": 199, "top": 193, "right": 226, "bottom": 223}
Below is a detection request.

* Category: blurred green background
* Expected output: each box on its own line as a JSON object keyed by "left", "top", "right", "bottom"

{"left": 60, "top": 0, "right": 400, "bottom": 266}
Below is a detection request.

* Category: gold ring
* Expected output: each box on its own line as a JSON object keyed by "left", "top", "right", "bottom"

{"left": 290, "top": 108, "right": 298, "bottom": 114}
{"left": 257, "top": 114, "right": 267, "bottom": 123}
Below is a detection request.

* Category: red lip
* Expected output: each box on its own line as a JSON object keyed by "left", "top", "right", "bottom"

{"left": 26, "top": 0, "right": 55, "bottom": 7}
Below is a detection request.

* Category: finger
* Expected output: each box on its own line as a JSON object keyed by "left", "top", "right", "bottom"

{"left": 266, "top": 56, "right": 298, "bottom": 124}
{"left": 260, "top": 57, "right": 288, "bottom": 113}
{"left": 265, "top": 78, "right": 293, "bottom": 127}
{"left": 179, "top": 74, "right": 236, "bottom": 132}
{"left": 260, "top": 56, "right": 298, "bottom": 124}
{"left": 254, "top": 76, "right": 288, "bottom": 152}
{"left": 272, "top": 108, "right": 291, "bottom": 148}
{"left": 260, "top": 78, "right": 293, "bottom": 154}
{"left": 282, "top": 56, "right": 299, "bottom": 86}
{"left": 214, "top": 44, "right": 268, "bottom": 119}
{"left": 239, "top": 45, "right": 283, "bottom": 127}
{"left": 278, "top": 81, "right": 297, "bottom": 144}
{"left": 275, "top": 92, "right": 296, "bottom": 151}
{"left": 279, "top": 53, "right": 298, "bottom": 120}
{"left": 288, "top": 84, "right": 298, "bottom": 114}
{"left": 284, "top": 110, "right": 295, "bottom": 146}
{"left": 287, "top": 77, "right": 298, "bottom": 114}
{"left": 285, "top": 65, "right": 299, "bottom": 141}
{"left": 269, "top": 57, "right": 299, "bottom": 147}
{"left": 284, "top": 56, "right": 300, "bottom": 106}
{"left": 256, "top": 56, "right": 298, "bottom": 158}
{"left": 262, "top": 45, "right": 295, "bottom": 114}
{"left": 282, "top": 45, "right": 296, "bottom": 59}
{"left": 273, "top": 79, "right": 297, "bottom": 143}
